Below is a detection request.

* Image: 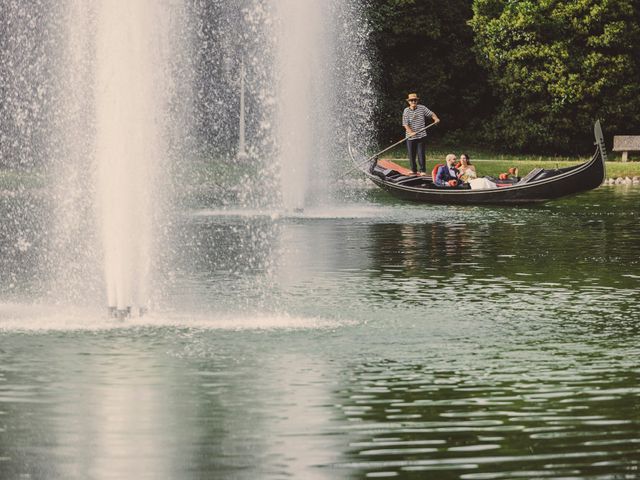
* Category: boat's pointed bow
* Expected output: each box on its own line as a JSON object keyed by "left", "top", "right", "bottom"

{"left": 594, "top": 120, "right": 608, "bottom": 163}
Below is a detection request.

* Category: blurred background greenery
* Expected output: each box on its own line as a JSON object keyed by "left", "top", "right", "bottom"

{"left": 369, "top": 0, "right": 640, "bottom": 155}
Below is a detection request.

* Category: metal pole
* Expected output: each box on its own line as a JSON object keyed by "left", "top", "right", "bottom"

{"left": 237, "top": 57, "right": 248, "bottom": 160}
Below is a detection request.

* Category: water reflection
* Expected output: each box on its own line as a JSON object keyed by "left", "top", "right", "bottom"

{"left": 367, "top": 214, "right": 627, "bottom": 285}
{"left": 0, "top": 334, "right": 192, "bottom": 479}
{"left": 0, "top": 329, "right": 353, "bottom": 480}
{"left": 330, "top": 353, "right": 640, "bottom": 478}
{"left": 1, "top": 323, "right": 638, "bottom": 479}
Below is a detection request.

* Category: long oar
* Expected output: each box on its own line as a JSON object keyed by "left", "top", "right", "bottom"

{"left": 346, "top": 121, "right": 438, "bottom": 176}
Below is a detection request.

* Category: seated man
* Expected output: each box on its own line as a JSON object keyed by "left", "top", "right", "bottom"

{"left": 435, "top": 154, "right": 460, "bottom": 187}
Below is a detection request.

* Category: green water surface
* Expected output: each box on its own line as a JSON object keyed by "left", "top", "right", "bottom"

{"left": 1, "top": 186, "right": 639, "bottom": 479}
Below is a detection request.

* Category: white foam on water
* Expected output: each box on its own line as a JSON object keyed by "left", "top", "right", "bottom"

{"left": 188, "top": 204, "right": 473, "bottom": 224}
{"left": 0, "top": 303, "right": 348, "bottom": 333}
{"left": 189, "top": 204, "right": 415, "bottom": 220}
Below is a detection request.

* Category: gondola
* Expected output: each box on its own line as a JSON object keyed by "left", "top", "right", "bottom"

{"left": 349, "top": 121, "right": 607, "bottom": 205}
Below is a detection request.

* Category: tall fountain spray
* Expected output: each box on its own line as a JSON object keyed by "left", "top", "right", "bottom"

{"left": 237, "top": 58, "right": 249, "bottom": 161}
{"left": 274, "top": 0, "right": 328, "bottom": 211}
{"left": 208, "top": 0, "right": 374, "bottom": 212}
{"left": 55, "top": 0, "right": 184, "bottom": 317}
{"left": 95, "top": 2, "right": 158, "bottom": 316}
{"left": 93, "top": 0, "right": 374, "bottom": 310}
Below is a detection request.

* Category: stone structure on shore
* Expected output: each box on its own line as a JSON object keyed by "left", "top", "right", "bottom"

{"left": 603, "top": 176, "right": 640, "bottom": 185}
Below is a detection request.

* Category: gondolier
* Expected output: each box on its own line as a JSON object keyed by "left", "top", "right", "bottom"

{"left": 402, "top": 93, "right": 440, "bottom": 175}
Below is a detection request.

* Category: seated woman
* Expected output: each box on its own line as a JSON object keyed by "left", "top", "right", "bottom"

{"left": 457, "top": 153, "right": 477, "bottom": 183}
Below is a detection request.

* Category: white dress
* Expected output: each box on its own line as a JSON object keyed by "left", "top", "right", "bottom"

{"left": 469, "top": 177, "right": 498, "bottom": 190}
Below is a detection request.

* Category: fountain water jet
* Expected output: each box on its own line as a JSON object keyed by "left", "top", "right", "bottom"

{"left": 94, "top": 2, "right": 160, "bottom": 316}
{"left": 274, "top": 0, "right": 328, "bottom": 211}
{"left": 81, "top": 0, "right": 185, "bottom": 317}
{"left": 273, "top": 0, "right": 374, "bottom": 212}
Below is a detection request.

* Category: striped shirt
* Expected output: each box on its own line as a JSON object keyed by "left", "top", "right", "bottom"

{"left": 402, "top": 104, "right": 434, "bottom": 139}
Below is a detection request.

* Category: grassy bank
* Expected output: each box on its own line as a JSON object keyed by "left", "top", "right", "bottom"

{"left": 381, "top": 146, "right": 640, "bottom": 179}
{"left": 1, "top": 153, "right": 639, "bottom": 193}
{"left": 382, "top": 158, "right": 640, "bottom": 179}
{"left": 0, "top": 169, "right": 47, "bottom": 190}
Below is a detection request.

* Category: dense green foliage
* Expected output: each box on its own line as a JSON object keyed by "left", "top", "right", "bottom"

{"left": 370, "top": 0, "right": 640, "bottom": 154}
{"left": 368, "top": 0, "right": 493, "bottom": 146}
{"left": 470, "top": 0, "right": 640, "bottom": 153}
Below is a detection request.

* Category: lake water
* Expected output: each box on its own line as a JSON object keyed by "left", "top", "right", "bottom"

{"left": 1, "top": 186, "right": 639, "bottom": 479}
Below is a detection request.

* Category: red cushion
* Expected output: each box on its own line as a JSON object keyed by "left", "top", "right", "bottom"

{"left": 432, "top": 164, "right": 444, "bottom": 182}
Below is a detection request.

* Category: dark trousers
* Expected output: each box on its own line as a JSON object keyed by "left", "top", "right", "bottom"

{"left": 407, "top": 137, "right": 426, "bottom": 173}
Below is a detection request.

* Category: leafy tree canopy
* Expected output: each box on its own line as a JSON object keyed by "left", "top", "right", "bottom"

{"left": 470, "top": 0, "right": 640, "bottom": 153}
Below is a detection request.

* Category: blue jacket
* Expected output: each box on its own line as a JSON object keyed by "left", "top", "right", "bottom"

{"left": 435, "top": 165, "right": 459, "bottom": 186}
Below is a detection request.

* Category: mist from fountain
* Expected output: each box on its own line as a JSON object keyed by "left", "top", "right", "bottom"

{"left": 1, "top": 0, "right": 373, "bottom": 318}
{"left": 275, "top": 0, "right": 374, "bottom": 211}
{"left": 188, "top": 0, "right": 374, "bottom": 212}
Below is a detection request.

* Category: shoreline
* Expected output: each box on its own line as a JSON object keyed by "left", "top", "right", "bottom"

{"left": 603, "top": 176, "right": 640, "bottom": 185}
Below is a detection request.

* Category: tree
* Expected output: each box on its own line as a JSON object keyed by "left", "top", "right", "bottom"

{"left": 369, "top": 0, "right": 492, "bottom": 146}
{"left": 470, "top": 0, "right": 640, "bottom": 153}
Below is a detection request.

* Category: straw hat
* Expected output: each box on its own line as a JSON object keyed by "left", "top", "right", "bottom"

{"left": 406, "top": 93, "right": 419, "bottom": 101}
